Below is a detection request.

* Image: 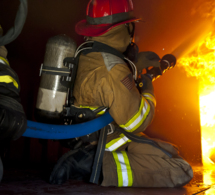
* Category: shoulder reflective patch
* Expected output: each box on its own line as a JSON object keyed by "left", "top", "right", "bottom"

{"left": 121, "top": 73, "right": 135, "bottom": 91}
{"left": 101, "top": 52, "right": 126, "bottom": 71}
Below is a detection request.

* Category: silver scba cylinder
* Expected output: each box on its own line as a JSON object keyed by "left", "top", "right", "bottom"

{"left": 35, "top": 35, "right": 77, "bottom": 124}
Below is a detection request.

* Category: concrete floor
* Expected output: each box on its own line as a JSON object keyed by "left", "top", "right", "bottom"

{"left": 0, "top": 166, "right": 215, "bottom": 195}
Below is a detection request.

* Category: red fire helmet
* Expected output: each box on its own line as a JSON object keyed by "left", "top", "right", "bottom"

{"left": 75, "top": 0, "right": 141, "bottom": 37}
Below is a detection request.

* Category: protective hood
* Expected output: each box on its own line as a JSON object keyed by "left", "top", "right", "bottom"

{"left": 89, "top": 24, "right": 131, "bottom": 53}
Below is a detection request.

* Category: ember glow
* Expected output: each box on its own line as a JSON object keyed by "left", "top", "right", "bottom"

{"left": 179, "top": 31, "right": 215, "bottom": 166}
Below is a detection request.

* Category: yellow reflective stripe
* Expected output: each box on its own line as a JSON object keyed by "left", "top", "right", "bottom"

{"left": 105, "top": 134, "right": 131, "bottom": 152}
{"left": 79, "top": 105, "right": 106, "bottom": 115}
{"left": 80, "top": 105, "right": 98, "bottom": 110}
{"left": 0, "top": 75, "right": 18, "bottom": 89}
{"left": 113, "top": 152, "right": 123, "bottom": 187}
{"left": 142, "top": 93, "right": 156, "bottom": 106}
{"left": 106, "top": 132, "right": 146, "bottom": 152}
{"left": 0, "top": 57, "right": 9, "bottom": 66}
{"left": 122, "top": 151, "right": 133, "bottom": 187}
{"left": 112, "top": 151, "right": 133, "bottom": 187}
{"left": 119, "top": 97, "right": 150, "bottom": 132}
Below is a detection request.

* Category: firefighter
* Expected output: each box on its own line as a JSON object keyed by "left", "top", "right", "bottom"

{"left": 49, "top": 0, "right": 193, "bottom": 187}
{"left": 0, "top": 0, "right": 28, "bottom": 182}
{"left": 0, "top": 44, "right": 27, "bottom": 182}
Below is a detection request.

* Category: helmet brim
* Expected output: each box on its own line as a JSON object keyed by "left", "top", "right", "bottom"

{"left": 75, "top": 18, "right": 141, "bottom": 37}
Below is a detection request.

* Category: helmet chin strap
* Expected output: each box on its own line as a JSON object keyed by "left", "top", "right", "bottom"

{"left": 124, "top": 22, "right": 139, "bottom": 64}
{"left": 125, "top": 22, "right": 135, "bottom": 43}
{"left": 124, "top": 22, "right": 139, "bottom": 79}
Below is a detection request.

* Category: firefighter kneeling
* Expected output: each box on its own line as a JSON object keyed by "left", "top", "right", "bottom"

{"left": 49, "top": 0, "right": 193, "bottom": 187}
{"left": 0, "top": 43, "right": 27, "bottom": 182}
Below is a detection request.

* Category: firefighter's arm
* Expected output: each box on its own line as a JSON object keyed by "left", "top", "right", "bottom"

{"left": 107, "top": 64, "right": 155, "bottom": 135}
{"left": 0, "top": 50, "right": 20, "bottom": 100}
{"left": 0, "top": 48, "right": 27, "bottom": 142}
{"left": 136, "top": 73, "right": 156, "bottom": 107}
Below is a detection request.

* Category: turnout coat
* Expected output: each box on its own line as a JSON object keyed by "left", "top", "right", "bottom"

{"left": 73, "top": 24, "right": 193, "bottom": 187}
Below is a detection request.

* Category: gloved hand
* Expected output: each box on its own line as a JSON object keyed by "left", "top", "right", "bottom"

{"left": 136, "top": 51, "right": 161, "bottom": 74}
{"left": 136, "top": 74, "right": 154, "bottom": 95}
{"left": 136, "top": 51, "right": 162, "bottom": 81}
{"left": 136, "top": 53, "right": 177, "bottom": 82}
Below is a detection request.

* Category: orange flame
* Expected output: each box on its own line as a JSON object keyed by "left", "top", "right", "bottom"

{"left": 176, "top": 1, "right": 215, "bottom": 189}
{"left": 178, "top": 31, "right": 215, "bottom": 166}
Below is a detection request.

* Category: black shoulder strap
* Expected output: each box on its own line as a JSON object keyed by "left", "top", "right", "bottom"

{"left": 82, "top": 41, "right": 125, "bottom": 61}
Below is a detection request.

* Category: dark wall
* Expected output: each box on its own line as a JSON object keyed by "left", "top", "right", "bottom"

{"left": 0, "top": 0, "right": 202, "bottom": 166}
{"left": 0, "top": 0, "right": 90, "bottom": 167}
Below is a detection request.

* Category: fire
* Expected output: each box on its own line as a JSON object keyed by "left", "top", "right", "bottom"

{"left": 174, "top": 0, "right": 215, "bottom": 190}
{"left": 178, "top": 31, "right": 215, "bottom": 166}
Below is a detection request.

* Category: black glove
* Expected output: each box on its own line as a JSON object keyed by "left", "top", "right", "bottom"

{"left": 136, "top": 51, "right": 161, "bottom": 73}
{"left": 136, "top": 74, "right": 154, "bottom": 95}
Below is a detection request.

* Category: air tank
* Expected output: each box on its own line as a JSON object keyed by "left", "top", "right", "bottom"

{"left": 35, "top": 35, "right": 77, "bottom": 124}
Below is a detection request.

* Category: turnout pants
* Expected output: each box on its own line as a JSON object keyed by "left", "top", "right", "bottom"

{"left": 101, "top": 133, "right": 193, "bottom": 187}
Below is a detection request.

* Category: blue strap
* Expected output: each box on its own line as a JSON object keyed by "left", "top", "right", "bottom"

{"left": 23, "top": 112, "right": 173, "bottom": 158}
{"left": 23, "top": 112, "right": 114, "bottom": 140}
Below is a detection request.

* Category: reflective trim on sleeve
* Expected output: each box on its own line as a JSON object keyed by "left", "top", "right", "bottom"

{"left": 112, "top": 151, "right": 133, "bottom": 187}
{"left": 79, "top": 105, "right": 107, "bottom": 115}
{"left": 105, "top": 134, "right": 131, "bottom": 152}
{"left": 142, "top": 93, "right": 156, "bottom": 106}
{"left": 0, "top": 75, "right": 19, "bottom": 89}
{"left": 119, "top": 96, "right": 150, "bottom": 132}
{"left": 0, "top": 57, "right": 9, "bottom": 66}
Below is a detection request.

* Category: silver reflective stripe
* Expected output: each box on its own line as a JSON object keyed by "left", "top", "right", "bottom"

{"left": 117, "top": 152, "right": 129, "bottom": 187}
{"left": 112, "top": 151, "right": 133, "bottom": 187}
{"left": 142, "top": 93, "right": 156, "bottom": 106}
{"left": 0, "top": 59, "right": 6, "bottom": 65}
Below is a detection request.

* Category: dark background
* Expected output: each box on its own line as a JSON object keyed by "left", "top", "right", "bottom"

{"left": 0, "top": 0, "right": 206, "bottom": 167}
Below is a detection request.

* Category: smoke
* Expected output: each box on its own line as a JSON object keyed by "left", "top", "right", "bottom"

{"left": 171, "top": 0, "right": 215, "bottom": 95}
{"left": 191, "top": 0, "right": 215, "bottom": 21}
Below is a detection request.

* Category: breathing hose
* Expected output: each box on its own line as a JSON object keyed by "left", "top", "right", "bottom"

{"left": 0, "top": 0, "right": 28, "bottom": 46}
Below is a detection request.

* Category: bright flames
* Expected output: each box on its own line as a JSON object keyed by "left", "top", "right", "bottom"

{"left": 179, "top": 31, "right": 215, "bottom": 166}
{"left": 174, "top": 0, "right": 215, "bottom": 190}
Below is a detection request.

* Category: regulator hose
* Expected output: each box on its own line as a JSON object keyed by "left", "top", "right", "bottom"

{"left": 23, "top": 112, "right": 114, "bottom": 140}
{"left": 0, "top": 0, "right": 28, "bottom": 46}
